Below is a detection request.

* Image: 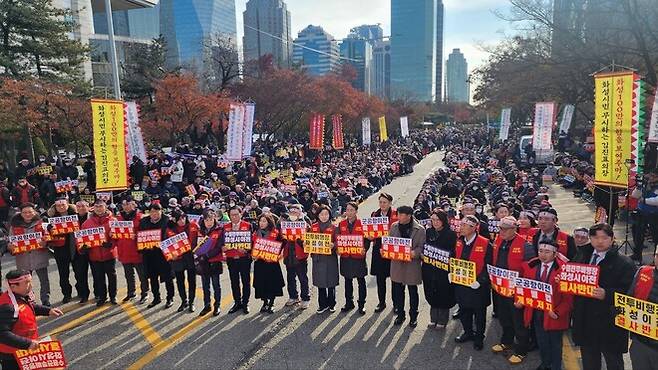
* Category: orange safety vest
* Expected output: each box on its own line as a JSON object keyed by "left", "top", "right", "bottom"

{"left": 634, "top": 265, "right": 656, "bottom": 301}
{"left": 493, "top": 234, "right": 527, "bottom": 273}
{"left": 0, "top": 291, "right": 38, "bottom": 354}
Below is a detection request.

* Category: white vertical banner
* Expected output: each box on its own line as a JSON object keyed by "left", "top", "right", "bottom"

{"left": 400, "top": 116, "right": 409, "bottom": 138}
{"left": 649, "top": 96, "right": 658, "bottom": 143}
{"left": 532, "top": 102, "right": 556, "bottom": 150}
{"left": 499, "top": 108, "right": 512, "bottom": 141}
{"left": 242, "top": 103, "right": 255, "bottom": 157}
{"left": 362, "top": 117, "right": 371, "bottom": 145}
{"left": 559, "top": 104, "right": 575, "bottom": 134}
{"left": 123, "top": 101, "right": 147, "bottom": 163}
{"left": 226, "top": 103, "right": 245, "bottom": 161}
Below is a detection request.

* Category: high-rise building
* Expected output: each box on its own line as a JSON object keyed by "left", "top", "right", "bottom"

{"left": 372, "top": 39, "right": 391, "bottom": 100}
{"left": 242, "top": 0, "right": 292, "bottom": 68}
{"left": 340, "top": 35, "right": 372, "bottom": 94}
{"left": 292, "top": 25, "right": 340, "bottom": 76}
{"left": 350, "top": 24, "right": 384, "bottom": 43}
{"left": 390, "top": 0, "right": 438, "bottom": 102}
{"left": 160, "top": 0, "right": 237, "bottom": 70}
{"left": 445, "top": 48, "right": 469, "bottom": 103}
{"left": 435, "top": 1, "right": 444, "bottom": 102}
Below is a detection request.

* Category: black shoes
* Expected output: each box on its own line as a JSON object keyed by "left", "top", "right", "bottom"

{"left": 188, "top": 304, "right": 195, "bottom": 313}
{"left": 122, "top": 295, "right": 136, "bottom": 303}
{"left": 164, "top": 299, "right": 174, "bottom": 309}
{"left": 357, "top": 306, "right": 366, "bottom": 315}
{"left": 110, "top": 298, "right": 118, "bottom": 305}
{"left": 454, "top": 332, "right": 475, "bottom": 343}
{"left": 228, "top": 304, "right": 242, "bottom": 314}
{"left": 213, "top": 304, "right": 221, "bottom": 316}
{"left": 374, "top": 303, "right": 386, "bottom": 313}
{"left": 341, "top": 302, "right": 355, "bottom": 312}
{"left": 79, "top": 296, "right": 89, "bottom": 304}
{"left": 96, "top": 299, "right": 107, "bottom": 307}
{"left": 139, "top": 294, "right": 148, "bottom": 304}
{"left": 177, "top": 301, "right": 188, "bottom": 312}
{"left": 62, "top": 296, "right": 72, "bottom": 304}
{"left": 242, "top": 305, "right": 250, "bottom": 314}
{"left": 147, "top": 298, "right": 161, "bottom": 308}
{"left": 394, "top": 316, "right": 405, "bottom": 326}
{"left": 473, "top": 341, "right": 483, "bottom": 351}
{"left": 199, "top": 306, "right": 211, "bottom": 316}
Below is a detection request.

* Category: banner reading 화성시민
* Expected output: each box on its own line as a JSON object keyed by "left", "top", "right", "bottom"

{"left": 91, "top": 99, "right": 128, "bottom": 191}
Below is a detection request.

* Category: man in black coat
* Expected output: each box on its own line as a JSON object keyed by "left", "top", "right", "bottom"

{"left": 138, "top": 203, "right": 175, "bottom": 309}
{"left": 572, "top": 223, "right": 636, "bottom": 370}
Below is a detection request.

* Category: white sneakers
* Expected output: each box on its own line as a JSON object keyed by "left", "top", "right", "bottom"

{"left": 285, "top": 298, "right": 300, "bottom": 306}
{"left": 300, "top": 300, "right": 310, "bottom": 309}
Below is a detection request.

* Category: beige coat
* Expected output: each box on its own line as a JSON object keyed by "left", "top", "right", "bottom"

{"left": 389, "top": 220, "right": 426, "bottom": 286}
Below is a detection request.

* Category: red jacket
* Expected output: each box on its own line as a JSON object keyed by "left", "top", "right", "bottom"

{"left": 223, "top": 220, "right": 252, "bottom": 259}
{"left": 82, "top": 212, "right": 117, "bottom": 262}
{"left": 0, "top": 291, "right": 38, "bottom": 353}
{"left": 520, "top": 257, "right": 573, "bottom": 330}
{"left": 115, "top": 211, "right": 142, "bottom": 264}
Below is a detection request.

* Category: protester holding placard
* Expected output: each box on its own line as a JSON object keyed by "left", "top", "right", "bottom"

{"left": 72, "top": 200, "right": 92, "bottom": 303}
{"left": 388, "top": 206, "right": 425, "bottom": 327}
{"left": 422, "top": 209, "right": 456, "bottom": 328}
{"left": 9, "top": 177, "right": 39, "bottom": 208}
{"left": 281, "top": 204, "right": 311, "bottom": 310}
{"left": 166, "top": 210, "right": 198, "bottom": 313}
{"left": 365, "top": 192, "right": 398, "bottom": 313}
{"left": 531, "top": 208, "right": 577, "bottom": 260}
{"left": 115, "top": 198, "right": 149, "bottom": 304}
{"left": 196, "top": 208, "right": 224, "bottom": 317}
{"left": 138, "top": 203, "right": 174, "bottom": 309}
{"left": 46, "top": 197, "right": 78, "bottom": 304}
{"left": 0, "top": 270, "right": 63, "bottom": 370}
{"left": 490, "top": 216, "right": 536, "bottom": 364}
{"left": 81, "top": 200, "right": 117, "bottom": 306}
{"left": 337, "top": 202, "right": 367, "bottom": 315}
{"left": 571, "top": 223, "right": 636, "bottom": 370}
{"left": 453, "top": 215, "right": 492, "bottom": 351}
{"left": 252, "top": 214, "right": 285, "bottom": 314}
{"left": 460, "top": 200, "right": 490, "bottom": 240}
{"left": 310, "top": 205, "right": 339, "bottom": 314}
{"left": 223, "top": 206, "right": 253, "bottom": 314}
{"left": 517, "top": 241, "right": 573, "bottom": 370}
{"left": 625, "top": 249, "right": 658, "bottom": 368}
{"left": 8, "top": 203, "right": 51, "bottom": 306}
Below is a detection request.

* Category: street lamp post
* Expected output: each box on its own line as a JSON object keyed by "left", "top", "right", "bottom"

{"left": 104, "top": 0, "right": 122, "bottom": 100}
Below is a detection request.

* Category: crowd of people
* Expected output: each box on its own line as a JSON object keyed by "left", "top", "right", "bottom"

{"left": 0, "top": 126, "right": 656, "bottom": 370}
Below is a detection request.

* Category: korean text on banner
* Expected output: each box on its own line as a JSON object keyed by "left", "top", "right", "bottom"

{"left": 14, "top": 340, "right": 67, "bottom": 370}
{"left": 160, "top": 232, "right": 192, "bottom": 261}
{"left": 614, "top": 292, "right": 658, "bottom": 340}
{"left": 532, "top": 102, "right": 556, "bottom": 151}
{"left": 400, "top": 116, "right": 409, "bottom": 138}
{"left": 336, "top": 235, "right": 365, "bottom": 257}
{"left": 242, "top": 102, "right": 255, "bottom": 157}
{"left": 378, "top": 116, "right": 388, "bottom": 142}
{"left": 309, "top": 113, "right": 325, "bottom": 150}
{"left": 74, "top": 227, "right": 106, "bottom": 250}
{"left": 137, "top": 229, "right": 161, "bottom": 251}
{"left": 449, "top": 258, "right": 477, "bottom": 286}
{"left": 280, "top": 221, "right": 306, "bottom": 241}
{"left": 649, "top": 95, "right": 658, "bottom": 143}
{"left": 109, "top": 220, "right": 134, "bottom": 239}
{"left": 499, "top": 108, "right": 512, "bottom": 141}
{"left": 594, "top": 72, "right": 635, "bottom": 187}
{"left": 381, "top": 236, "right": 412, "bottom": 262}
{"left": 422, "top": 245, "right": 450, "bottom": 271}
{"left": 91, "top": 99, "right": 128, "bottom": 191}
{"left": 226, "top": 103, "right": 245, "bottom": 161}
{"left": 252, "top": 238, "right": 282, "bottom": 262}
{"left": 514, "top": 277, "right": 554, "bottom": 312}
{"left": 9, "top": 232, "right": 43, "bottom": 255}
{"left": 124, "top": 101, "right": 147, "bottom": 163}
{"left": 361, "top": 117, "right": 371, "bottom": 146}
{"left": 559, "top": 104, "right": 575, "bottom": 134}
{"left": 47, "top": 215, "right": 79, "bottom": 236}
{"left": 303, "top": 232, "right": 332, "bottom": 255}
{"left": 361, "top": 217, "right": 389, "bottom": 238}
{"left": 332, "top": 114, "right": 345, "bottom": 149}
{"left": 224, "top": 231, "right": 252, "bottom": 251}
{"left": 488, "top": 265, "right": 519, "bottom": 298}
{"left": 558, "top": 262, "right": 600, "bottom": 297}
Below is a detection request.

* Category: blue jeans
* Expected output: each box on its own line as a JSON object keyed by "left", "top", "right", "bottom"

{"left": 201, "top": 273, "right": 221, "bottom": 307}
{"left": 534, "top": 314, "right": 563, "bottom": 370}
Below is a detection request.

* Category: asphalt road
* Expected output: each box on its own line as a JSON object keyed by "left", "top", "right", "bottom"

{"left": 0, "top": 151, "right": 635, "bottom": 369}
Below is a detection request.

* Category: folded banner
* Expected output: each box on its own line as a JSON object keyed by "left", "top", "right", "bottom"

{"left": 449, "top": 258, "right": 477, "bottom": 286}
{"left": 303, "top": 232, "right": 332, "bottom": 255}
{"left": 614, "top": 292, "right": 658, "bottom": 340}
{"left": 332, "top": 114, "right": 345, "bottom": 150}
{"left": 74, "top": 227, "right": 106, "bottom": 250}
{"left": 124, "top": 101, "right": 148, "bottom": 164}
{"left": 9, "top": 232, "right": 43, "bottom": 255}
{"left": 224, "top": 231, "right": 252, "bottom": 251}
{"left": 137, "top": 229, "right": 162, "bottom": 250}
{"left": 499, "top": 108, "right": 512, "bottom": 141}
{"left": 514, "top": 277, "right": 553, "bottom": 312}
{"left": 361, "top": 217, "right": 389, "bottom": 238}
{"left": 422, "top": 245, "right": 450, "bottom": 271}
{"left": 109, "top": 220, "right": 134, "bottom": 239}
{"left": 400, "top": 116, "right": 409, "bottom": 138}
{"left": 309, "top": 113, "right": 325, "bottom": 150}
{"left": 336, "top": 235, "right": 365, "bottom": 257}
{"left": 532, "top": 102, "right": 556, "bottom": 151}
{"left": 251, "top": 238, "right": 282, "bottom": 263}
{"left": 226, "top": 103, "right": 246, "bottom": 161}
{"left": 14, "top": 340, "right": 67, "bottom": 370}
{"left": 381, "top": 236, "right": 411, "bottom": 262}
{"left": 362, "top": 117, "right": 371, "bottom": 146}
{"left": 488, "top": 265, "right": 519, "bottom": 298}
{"left": 47, "top": 215, "right": 79, "bottom": 236}
{"left": 280, "top": 221, "right": 306, "bottom": 241}
{"left": 558, "top": 262, "right": 600, "bottom": 297}
{"left": 91, "top": 99, "right": 128, "bottom": 191}
{"left": 160, "top": 232, "right": 191, "bottom": 261}
{"left": 378, "top": 116, "right": 388, "bottom": 142}
{"left": 242, "top": 102, "right": 255, "bottom": 157}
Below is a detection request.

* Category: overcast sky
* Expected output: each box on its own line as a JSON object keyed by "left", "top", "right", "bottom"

{"left": 235, "top": 0, "right": 515, "bottom": 74}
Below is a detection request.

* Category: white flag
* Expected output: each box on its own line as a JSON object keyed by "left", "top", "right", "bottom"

{"left": 532, "top": 102, "right": 556, "bottom": 150}
{"left": 226, "top": 103, "right": 245, "bottom": 161}
{"left": 400, "top": 116, "right": 409, "bottom": 138}
{"left": 559, "top": 104, "right": 575, "bottom": 134}
{"left": 362, "top": 117, "right": 371, "bottom": 145}
{"left": 499, "top": 108, "right": 511, "bottom": 141}
{"left": 649, "top": 97, "right": 658, "bottom": 143}
{"left": 124, "top": 101, "right": 147, "bottom": 164}
{"left": 242, "top": 103, "right": 255, "bottom": 157}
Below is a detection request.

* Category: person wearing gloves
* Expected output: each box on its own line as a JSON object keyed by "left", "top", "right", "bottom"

{"left": 81, "top": 200, "right": 118, "bottom": 306}
{"left": 453, "top": 215, "right": 492, "bottom": 351}
{"left": 388, "top": 205, "right": 425, "bottom": 327}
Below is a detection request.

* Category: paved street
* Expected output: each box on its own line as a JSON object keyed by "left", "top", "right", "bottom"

{"left": 0, "top": 152, "right": 635, "bottom": 370}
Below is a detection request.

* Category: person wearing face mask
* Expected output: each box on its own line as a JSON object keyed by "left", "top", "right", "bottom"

{"left": 252, "top": 214, "right": 285, "bottom": 314}
{"left": 115, "top": 198, "right": 149, "bottom": 304}
{"left": 365, "top": 193, "right": 398, "bottom": 313}
{"left": 338, "top": 202, "right": 368, "bottom": 315}
{"left": 45, "top": 197, "right": 78, "bottom": 304}
{"left": 9, "top": 177, "right": 39, "bottom": 208}
{"left": 224, "top": 206, "right": 253, "bottom": 314}
{"left": 461, "top": 201, "right": 490, "bottom": 240}
{"left": 139, "top": 203, "right": 175, "bottom": 309}
{"left": 196, "top": 208, "right": 224, "bottom": 316}
{"left": 572, "top": 227, "right": 591, "bottom": 256}
{"left": 166, "top": 210, "right": 198, "bottom": 313}
{"left": 282, "top": 204, "right": 311, "bottom": 309}
{"left": 311, "top": 205, "right": 339, "bottom": 314}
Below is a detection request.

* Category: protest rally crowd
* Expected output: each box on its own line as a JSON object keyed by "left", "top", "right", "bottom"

{"left": 0, "top": 125, "right": 657, "bottom": 370}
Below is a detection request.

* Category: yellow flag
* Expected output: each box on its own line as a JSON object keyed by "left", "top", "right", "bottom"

{"left": 378, "top": 116, "right": 388, "bottom": 142}
{"left": 91, "top": 99, "right": 128, "bottom": 191}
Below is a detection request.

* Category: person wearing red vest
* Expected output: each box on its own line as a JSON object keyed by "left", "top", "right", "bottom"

{"left": 365, "top": 192, "right": 398, "bottom": 313}
{"left": 626, "top": 250, "right": 658, "bottom": 369}
{"left": 282, "top": 204, "right": 311, "bottom": 310}
{"left": 532, "top": 208, "right": 577, "bottom": 260}
{"left": 0, "top": 270, "right": 62, "bottom": 370}
{"left": 81, "top": 200, "right": 118, "bottom": 306}
{"left": 517, "top": 211, "right": 537, "bottom": 244}
{"left": 252, "top": 214, "right": 284, "bottom": 314}
{"left": 490, "top": 216, "right": 536, "bottom": 364}
{"left": 115, "top": 197, "right": 149, "bottom": 304}
{"left": 517, "top": 241, "right": 573, "bottom": 370}
{"left": 197, "top": 208, "right": 224, "bottom": 317}
{"left": 224, "top": 206, "right": 253, "bottom": 314}
{"left": 166, "top": 209, "right": 198, "bottom": 313}
{"left": 453, "top": 215, "right": 492, "bottom": 351}
{"left": 73, "top": 200, "right": 91, "bottom": 303}
{"left": 311, "top": 205, "right": 339, "bottom": 315}
{"left": 338, "top": 202, "right": 367, "bottom": 315}
{"left": 46, "top": 197, "right": 78, "bottom": 304}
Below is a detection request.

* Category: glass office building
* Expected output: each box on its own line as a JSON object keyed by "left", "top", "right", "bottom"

{"left": 292, "top": 25, "right": 339, "bottom": 76}
{"left": 340, "top": 36, "right": 372, "bottom": 93}
{"left": 445, "top": 48, "right": 469, "bottom": 103}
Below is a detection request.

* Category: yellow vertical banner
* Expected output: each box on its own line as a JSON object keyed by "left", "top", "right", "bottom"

{"left": 91, "top": 99, "right": 128, "bottom": 191}
{"left": 594, "top": 72, "right": 635, "bottom": 188}
{"left": 378, "top": 116, "right": 388, "bottom": 142}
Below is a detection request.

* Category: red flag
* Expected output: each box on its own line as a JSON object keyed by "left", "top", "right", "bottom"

{"left": 309, "top": 113, "right": 325, "bottom": 150}
{"left": 332, "top": 114, "right": 345, "bottom": 149}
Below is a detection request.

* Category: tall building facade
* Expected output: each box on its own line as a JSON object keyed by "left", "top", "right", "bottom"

{"left": 350, "top": 24, "right": 384, "bottom": 42}
{"left": 160, "top": 0, "right": 237, "bottom": 70}
{"left": 339, "top": 35, "right": 372, "bottom": 94}
{"left": 390, "top": 0, "right": 438, "bottom": 102}
{"left": 435, "top": 1, "right": 444, "bottom": 102}
{"left": 292, "top": 25, "right": 339, "bottom": 76}
{"left": 372, "top": 39, "right": 391, "bottom": 100}
{"left": 242, "top": 0, "right": 292, "bottom": 68}
{"left": 445, "top": 48, "right": 469, "bottom": 103}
